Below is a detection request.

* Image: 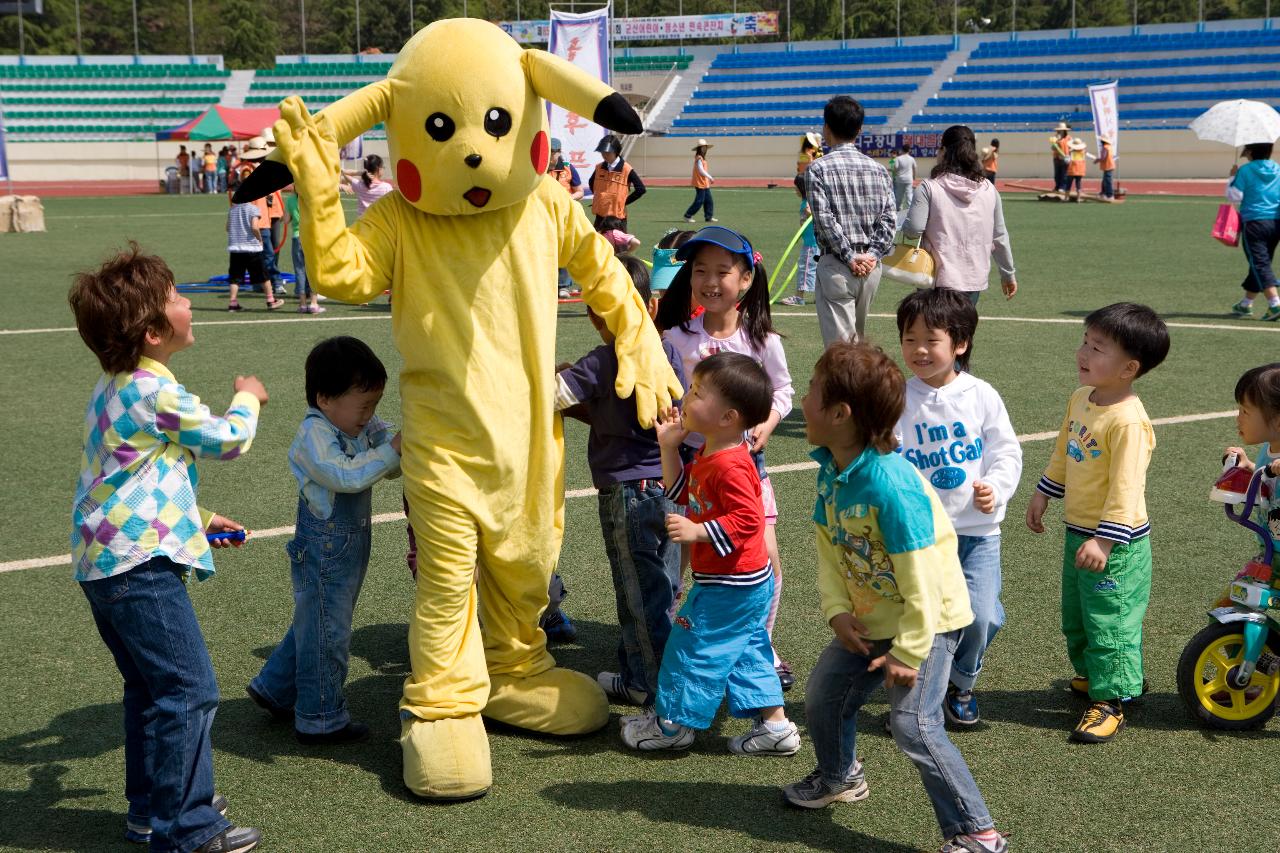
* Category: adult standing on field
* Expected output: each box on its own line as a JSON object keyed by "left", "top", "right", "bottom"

{"left": 1050, "top": 123, "right": 1071, "bottom": 194}
{"left": 800, "top": 96, "right": 897, "bottom": 347}
{"left": 903, "top": 125, "right": 1017, "bottom": 307}
{"left": 890, "top": 144, "right": 916, "bottom": 212}
{"left": 1227, "top": 142, "right": 1280, "bottom": 321}
{"left": 591, "top": 134, "right": 646, "bottom": 232}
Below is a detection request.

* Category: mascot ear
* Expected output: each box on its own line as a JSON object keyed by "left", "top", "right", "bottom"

{"left": 521, "top": 49, "right": 642, "bottom": 135}
{"left": 231, "top": 80, "right": 393, "bottom": 204}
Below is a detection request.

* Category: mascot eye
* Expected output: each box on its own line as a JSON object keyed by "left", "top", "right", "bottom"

{"left": 483, "top": 107, "right": 512, "bottom": 139}
{"left": 425, "top": 113, "right": 455, "bottom": 142}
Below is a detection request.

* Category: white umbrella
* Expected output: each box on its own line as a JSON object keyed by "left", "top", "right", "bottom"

{"left": 1189, "top": 99, "right": 1280, "bottom": 147}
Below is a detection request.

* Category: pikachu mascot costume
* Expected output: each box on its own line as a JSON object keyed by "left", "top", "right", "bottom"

{"left": 235, "top": 18, "right": 681, "bottom": 800}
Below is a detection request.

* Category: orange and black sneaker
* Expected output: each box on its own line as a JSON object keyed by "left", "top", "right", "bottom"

{"left": 1070, "top": 701, "right": 1125, "bottom": 743}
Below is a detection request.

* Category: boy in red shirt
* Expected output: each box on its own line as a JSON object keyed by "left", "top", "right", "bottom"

{"left": 621, "top": 352, "right": 800, "bottom": 755}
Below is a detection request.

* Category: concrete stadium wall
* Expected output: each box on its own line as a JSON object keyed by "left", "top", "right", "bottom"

{"left": 0, "top": 130, "right": 1251, "bottom": 184}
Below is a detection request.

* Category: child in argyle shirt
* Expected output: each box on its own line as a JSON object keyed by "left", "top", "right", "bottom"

{"left": 69, "top": 243, "right": 267, "bottom": 853}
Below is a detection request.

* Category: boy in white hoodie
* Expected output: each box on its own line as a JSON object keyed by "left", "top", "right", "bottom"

{"left": 895, "top": 289, "right": 1022, "bottom": 726}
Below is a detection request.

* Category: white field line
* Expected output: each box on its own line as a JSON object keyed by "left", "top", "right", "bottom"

{"left": 0, "top": 408, "right": 1235, "bottom": 575}
{"left": 5, "top": 311, "right": 1271, "bottom": 338}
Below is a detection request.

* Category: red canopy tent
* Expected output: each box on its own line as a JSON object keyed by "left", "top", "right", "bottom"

{"left": 156, "top": 105, "right": 283, "bottom": 141}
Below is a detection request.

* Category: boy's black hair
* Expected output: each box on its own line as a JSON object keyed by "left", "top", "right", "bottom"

{"left": 693, "top": 352, "right": 773, "bottom": 429}
{"left": 654, "top": 230, "right": 778, "bottom": 351}
{"left": 896, "top": 288, "right": 978, "bottom": 371}
{"left": 823, "top": 96, "right": 864, "bottom": 141}
{"left": 1083, "top": 303, "right": 1170, "bottom": 378}
{"left": 990, "top": 138, "right": 1000, "bottom": 148}
{"left": 1234, "top": 362, "right": 1280, "bottom": 417}
{"left": 305, "top": 336, "right": 388, "bottom": 407}
{"left": 617, "top": 254, "right": 651, "bottom": 303}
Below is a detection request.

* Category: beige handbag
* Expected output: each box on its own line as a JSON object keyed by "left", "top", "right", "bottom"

{"left": 880, "top": 236, "right": 935, "bottom": 288}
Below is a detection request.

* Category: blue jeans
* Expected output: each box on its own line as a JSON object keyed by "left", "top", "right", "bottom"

{"left": 655, "top": 577, "right": 781, "bottom": 729}
{"left": 252, "top": 490, "right": 372, "bottom": 734}
{"left": 684, "top": 187, "right": 714, "bottom": 220}
{"left": 259, "top": 228, "right": 279, "bottom": 288}
{"left": 291, "top": 236, "right": 309, "bottom": 298}
{"left": 805, "top": 632, "right": 995, "bottom": 839}
{"left": 950, "top": 534, "right": 1005, "bottom": 692}
{"left": 81, "top": 556, "right": 229, "bottom": 852}
{"left": 597, "top": 479, "right": 681, "bottom": 702}
{"left": 1100, "top": 170, "right": 1114, "bottom": 198}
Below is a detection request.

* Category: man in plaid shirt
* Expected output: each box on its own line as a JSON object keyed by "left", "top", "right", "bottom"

{"left": 800, "top": 96, "right": 897, "bottom": 347}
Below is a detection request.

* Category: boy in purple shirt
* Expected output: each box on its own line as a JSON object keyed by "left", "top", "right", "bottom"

{"left": 555, "top": 255, "right": 688, "bottom": 706}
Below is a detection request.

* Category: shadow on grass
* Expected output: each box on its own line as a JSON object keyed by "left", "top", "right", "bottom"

{"left": 541, "top": 780, "right": 920, "bottom": 853}
{"left": 0, "top": 764, "right": 114, "bottom": 852}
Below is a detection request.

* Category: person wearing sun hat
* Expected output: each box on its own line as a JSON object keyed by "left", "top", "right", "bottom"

{"left": 683, "top": 139, "right": 718, "bottom": 224}
{"left": 1065, "top": 137, "right": 1088, "bottom": 202}
{"left": 1089, "top": 136, "right": 1116, "bottom": 200}
{"left": 591, "top": 133, "right": 646, "bottom": 231}
{"left": 1050, "top": 122, "right": 1072, "bottom": 194}
{"left": 236, "top": 136, "right": 287, "bottom": 295}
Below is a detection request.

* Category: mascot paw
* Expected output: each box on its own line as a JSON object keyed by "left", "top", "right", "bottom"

{"left": 400, "top": 713, "right": 492, "bottom": 800}
{"left": 485, "top": 668, "right": 609, "bottom": 735}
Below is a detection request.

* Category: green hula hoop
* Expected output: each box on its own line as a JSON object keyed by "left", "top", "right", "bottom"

{"left": 770, "top": 217, "right": 811, "bottom": 304}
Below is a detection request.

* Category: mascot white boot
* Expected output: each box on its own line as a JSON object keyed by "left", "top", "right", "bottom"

{"left": 235, "top": 18, "right": 681, "bottom": 800}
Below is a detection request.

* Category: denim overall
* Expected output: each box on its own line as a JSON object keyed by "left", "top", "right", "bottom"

{"left": 251, "top": 488, "right": 372, "bottom": 735}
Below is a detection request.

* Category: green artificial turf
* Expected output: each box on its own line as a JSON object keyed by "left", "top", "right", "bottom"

{"left": 0, "top": 188, "right": 1277, "bottom": 852}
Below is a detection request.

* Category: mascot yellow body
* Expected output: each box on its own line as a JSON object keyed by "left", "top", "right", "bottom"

{"left": 237, "top": 18, "right": 681, "bottom": 799}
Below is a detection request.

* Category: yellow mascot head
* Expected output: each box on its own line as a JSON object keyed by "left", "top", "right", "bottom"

{"left": 235, "top": 18, "right": 640, "bottom": 216}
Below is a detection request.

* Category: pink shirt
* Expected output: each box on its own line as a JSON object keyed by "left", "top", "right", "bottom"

{"left": 351, "top": 177, "right": 394, "bottom": 216}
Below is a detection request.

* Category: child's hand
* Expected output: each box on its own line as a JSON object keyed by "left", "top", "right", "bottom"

{"left": 1075, "top": 537, "right": 1113, "bottom": 572}
{"left": 234, "top": 375, "right": 269, "bottom": 407}
{"left": 749, "top": 420, "right": 777, "bottom": 452}
{"left": 972, "top": 481, "right": 996, "bottom": 514}
{"left": 391, "top": 432, "right": 402, "bottom": 455}
{"left": 868, "top": 651, "right": 918, "bottom": 689}
{"left": 1267, "top": 459, "right": 1280, "bottom": 478}
{"left": 655, "top": 406, "right": 689, "bottom": 450}
{"left": 206, "top": 514, "right": 246, "bottom": 549}
{"left": 665, "top": 512, "right": 705, "bottom": 544}
{"left": 1224, "top": 446, "right": 1250, "bottom": 468}
{"left": 829, "top": 612, "right": 870, "bottom": 655}
{"left": 1025, "top": 492, "right": 1048, "bottom": 534}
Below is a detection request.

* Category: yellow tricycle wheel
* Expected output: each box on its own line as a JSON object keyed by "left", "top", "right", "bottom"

{"left": 1177, "top": 620, "right": 1280, "bottom": 730}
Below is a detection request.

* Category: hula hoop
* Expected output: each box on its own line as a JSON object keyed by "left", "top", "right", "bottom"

{"left": 770, "top": 217, "right": 811, "bottom": 304}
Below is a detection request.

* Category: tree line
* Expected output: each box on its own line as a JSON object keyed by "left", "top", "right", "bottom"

{"left": 0, "top": 0, "right": 1271, "bottom": 69}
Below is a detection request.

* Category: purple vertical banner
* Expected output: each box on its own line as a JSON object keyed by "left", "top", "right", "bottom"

{"left": 548, "top": 7, "right": 611, "bottom": 177}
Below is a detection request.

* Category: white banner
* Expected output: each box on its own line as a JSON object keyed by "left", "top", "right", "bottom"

{"left": 1088, "top": 80, "right": 1119, "bottom": 157}
{"left": 0, "top": 105, "right": 8, "bottom": 181}
{"left": 502, "top": 11, "right": 779, "bottom": 44}
{"left": 548, "top": 7, "right": 611, "bottom": 177}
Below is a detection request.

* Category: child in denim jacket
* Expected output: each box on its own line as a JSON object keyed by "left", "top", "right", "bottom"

{"left": 248, "top": 336, "right": 401, "bottom": 745}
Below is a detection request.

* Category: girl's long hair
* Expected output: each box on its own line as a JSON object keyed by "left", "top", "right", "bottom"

{"left": 931, "top": 125, "right": 984, "bottom": 182}
{"left": 655, "top": 238, "right": 777, "bottom": 351}
{"left": 361, "top": 153, "right": 383, "bottom": 187}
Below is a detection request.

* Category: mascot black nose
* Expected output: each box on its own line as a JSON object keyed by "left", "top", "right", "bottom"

{"left": 465, "top": 154, "right": 482, "bottom": 169}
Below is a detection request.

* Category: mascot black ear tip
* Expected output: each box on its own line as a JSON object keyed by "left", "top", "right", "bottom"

{"left": 593, "top": 92, "right": 642, "bottom": 135}
{"left": 230, "top": 159, "right": 295, "bottom": 204}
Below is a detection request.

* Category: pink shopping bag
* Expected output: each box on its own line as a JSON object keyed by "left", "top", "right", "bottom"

{"left": 1213, "top": 204, "right": 1241, "bottom": 247}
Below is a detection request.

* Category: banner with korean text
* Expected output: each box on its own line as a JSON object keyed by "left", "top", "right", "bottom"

{"left": 503, "top": 11, "right": 779, "bottom": 44}
{"left": 548, "top": 7, "right": 611, "bottom": 180}
{"left": 1088, "top": 80, "right": 1119, "bottom": 157}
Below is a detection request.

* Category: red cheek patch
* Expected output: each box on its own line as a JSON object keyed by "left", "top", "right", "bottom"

{"left": 531, "top": 131, "right": 549, "bottom": 175}
{"left": 396, "top": 159, "right": 422, "bottom": 203}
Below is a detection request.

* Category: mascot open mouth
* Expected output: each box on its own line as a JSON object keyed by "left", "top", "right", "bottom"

{"left": 464, "top": 187, "right": 492, "bottom": 208}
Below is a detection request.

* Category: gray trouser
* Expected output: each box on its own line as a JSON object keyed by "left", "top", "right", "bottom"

{"left": 816, "top": 253, "right": 881, "bottom": 347}
{"left": 893, "top": 179, "right": 913, "bottom": 211}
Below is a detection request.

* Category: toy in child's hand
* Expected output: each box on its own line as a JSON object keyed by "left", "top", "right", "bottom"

{"left": 206, "top": 530, "right": 247, "bottom": 543}
{"left": 1210, "top": 454, "right": 1252, "bottom": 504}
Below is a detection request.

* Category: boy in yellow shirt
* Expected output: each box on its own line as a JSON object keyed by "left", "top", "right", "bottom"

{"left": 785, "top": 341, "right": 1006, "bottom": 853}
{"left": 1026, "top": 303, "right": 1170, "bottom": 743}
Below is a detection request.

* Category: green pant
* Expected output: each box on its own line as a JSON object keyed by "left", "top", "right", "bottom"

{"left": 1061, "top": 530, "right": 1151, "bottom": 701}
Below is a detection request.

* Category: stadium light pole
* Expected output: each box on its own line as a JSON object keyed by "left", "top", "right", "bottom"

{"left": 188, "top": 0, "right": 196, "bottom": 55}
{"left": 132, "top": 0, "right": 140, "bottom": 56}
{"left": 356, "top": 0, "right": 362, "bottom": 53}
{"left": 1011, "top": 0, "right": 1017, "bottom": 36}
{"left": 1071, "top": 0, "right": 1076, "bottom": 30}
{"left": 75, "top": 0, "right": 83, "bottom": 55}
{"left": 16, "top": 0, "right": 22, "bottom": 57}
{"left": 841, "top": 0, "right": 846, "bottom": 41}
{"left": 896, "top": 0, "right": 901, "bottom": 42}
{"left": 300, "top": 0, "right": 308, "bottom": 54}
{"left": 409, "top": 0, "right": 413, "bottom": 34}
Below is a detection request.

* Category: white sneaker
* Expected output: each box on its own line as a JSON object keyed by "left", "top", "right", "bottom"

{"left": 620, "top": 712, "right": 694, "bottom": 751}
{"left": 728, "top": 717, "right": 800, "bottom": 756}
{"left": 597, "top": 672, "right": 647, "bottom": 706}
{"left": 683, "top": 216, "right": 695, "bottom": 223}
{"left": 782, "top": 765, "right": 869, "bottom": 808}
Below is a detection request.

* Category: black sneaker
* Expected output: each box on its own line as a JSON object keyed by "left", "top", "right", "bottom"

{"left": 196, "top": 826, "right": 260, "bottom": 853}
{"left": 296, "top": 721, "right": 370, "bottom": 746}
{"left": 245, "top": 684, "right": 292, "bottom": 723}
{"left": 776, "top": 660, "right": 796, "bottom": 692}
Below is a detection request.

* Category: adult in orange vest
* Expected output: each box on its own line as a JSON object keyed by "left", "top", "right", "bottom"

{"left": 1065, "top": 137, "right": 1088, "bottom": 202}
{"left": 1050, "top": 123, "right": 1071, "bottom": 193}
{"left": 548, "top": 138, "right": 584, "bottom": 201}
{"left": 981, "top": 138, "right": 999, "bottom": 183}
{"left": 591, "top": 134, "right": 645, "bottom": 231}
{"left": 682, "top": 139, "right": 718, "bottom": 223}
{"left": 1089, "top": 137, "right": 1116, "bottom": 200}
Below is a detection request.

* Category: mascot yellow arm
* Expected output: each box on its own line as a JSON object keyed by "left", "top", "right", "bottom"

{"left": 272, "top": 92, "right": 395, "bottom": 304}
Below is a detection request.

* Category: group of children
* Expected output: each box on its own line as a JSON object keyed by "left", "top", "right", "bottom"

{"left": 73, "top": 197, "right": 1198, "bottom": 853}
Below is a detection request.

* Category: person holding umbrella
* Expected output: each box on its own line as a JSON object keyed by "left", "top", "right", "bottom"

{"left": 1227, "top": 142, "right": 1280, "bottom": 320}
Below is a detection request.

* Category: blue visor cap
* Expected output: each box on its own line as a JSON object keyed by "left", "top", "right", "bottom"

{"left": 674, "top": 225, "right": 755, "bottom": 266}
{"left": 651, "top": 248, "right": 683, "bottom": 291}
